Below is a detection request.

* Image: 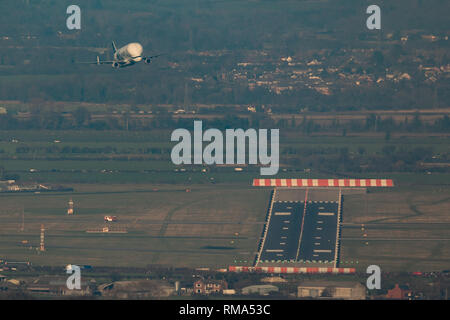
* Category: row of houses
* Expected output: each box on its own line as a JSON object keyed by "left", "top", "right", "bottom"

{"left": 193, "top": 278, "right": 417, "bottom": 300}
{"left": 0, "top": 270, "right": 417, "bottom": 299}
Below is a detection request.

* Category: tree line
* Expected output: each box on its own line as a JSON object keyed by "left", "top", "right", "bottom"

{"left": 1, "top": 107, "right": 449, "bottom": 133}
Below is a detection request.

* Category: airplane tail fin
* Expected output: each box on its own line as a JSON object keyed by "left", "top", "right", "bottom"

{"left": 112, "top": 41, "right": 117, "bottom": 53}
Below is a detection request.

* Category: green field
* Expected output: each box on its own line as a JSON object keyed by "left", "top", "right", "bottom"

{"left": 1, "top": 130, "right": 449, "bottom": 184}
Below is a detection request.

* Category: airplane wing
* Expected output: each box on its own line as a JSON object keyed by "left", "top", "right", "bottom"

{"left": 147, "top": 54, "right": 164, "bottom": 59}
{"left": 75, "top": 56, "right": 115, "bottom": 65}
{"left": 130, "top": 53, "right": 165, "bottom": 60}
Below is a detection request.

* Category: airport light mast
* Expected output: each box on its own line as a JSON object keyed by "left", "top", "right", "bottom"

{"left": 40, "top": 224, "right": 45, "bottom": 251}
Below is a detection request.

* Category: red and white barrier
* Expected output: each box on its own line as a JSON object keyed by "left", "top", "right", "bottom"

{"left": 252, "top": 179, "right": 394, "bottom": 188}
{"left": 228, "top": 266, "right": 355, "bottom": 274}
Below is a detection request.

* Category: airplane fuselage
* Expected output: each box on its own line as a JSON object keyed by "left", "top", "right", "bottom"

{"left": 113, "top": 42, "right": 144, "bottom": 68}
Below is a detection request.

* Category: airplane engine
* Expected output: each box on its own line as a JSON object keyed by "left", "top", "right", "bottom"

{"left": 112, "top": 62, "right": 120, "bottom": 69}
{"left": 144, "top": 57, "right": 152, "bottom": 64}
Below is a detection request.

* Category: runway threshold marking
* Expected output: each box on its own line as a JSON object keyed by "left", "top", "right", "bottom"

{"left": 318, "top": 212, "right": 335, "bottom": 216}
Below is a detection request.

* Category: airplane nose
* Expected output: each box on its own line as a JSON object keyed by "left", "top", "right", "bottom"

{"left": 128, "top": 43, "right": 143, "bottom": 57}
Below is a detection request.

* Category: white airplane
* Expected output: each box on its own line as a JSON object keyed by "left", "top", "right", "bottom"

{"left": 78, "top": 41, "right": 162, "bottom": 68}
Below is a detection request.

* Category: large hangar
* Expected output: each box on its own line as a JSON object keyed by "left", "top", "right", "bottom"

{"left": 251, "top": 178, "right": 394, "bottom": 270}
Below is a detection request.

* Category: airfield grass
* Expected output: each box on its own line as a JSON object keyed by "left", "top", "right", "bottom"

{"left": 340, "top": 240, "right": 450, "bottom": 272}
{"left": 1, "top": 183, "right": 450, "bottom": 271}
{"left": 340, "top": 186, "right": 450, "bottom": 272}
{"left": 0, "top": 184, "right": 270, "bottom": 268}
{"left": 342, "top": 186, "right": 450, "bottom": 224}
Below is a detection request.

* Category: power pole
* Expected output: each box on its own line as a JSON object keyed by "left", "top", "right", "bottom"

{"left": 184, "top": 82, "right": 189, "bottom": 108}
{"left": 20, "top": 208, "right": 24, "bottom": 232}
